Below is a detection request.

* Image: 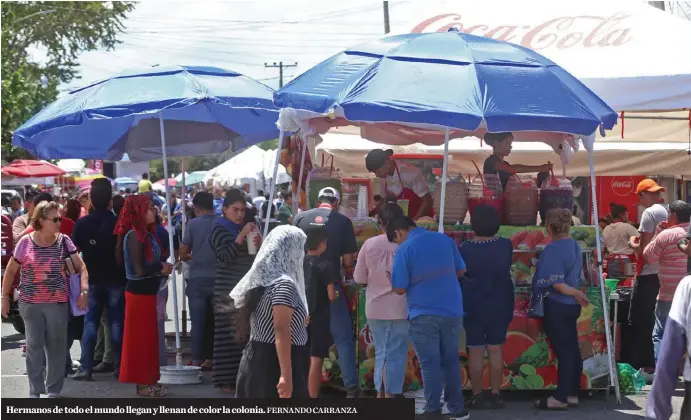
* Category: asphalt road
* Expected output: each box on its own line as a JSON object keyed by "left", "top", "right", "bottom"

{"left": 1, "top": 275, "right": 681, "bottom": 419}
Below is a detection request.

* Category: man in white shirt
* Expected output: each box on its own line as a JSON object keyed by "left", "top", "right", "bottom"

{"left": 627, "top": 179, "right": 669, "bottom": 380}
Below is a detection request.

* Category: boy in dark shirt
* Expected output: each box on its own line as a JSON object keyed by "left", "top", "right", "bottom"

{"left": 303, "top": 225, "right": 337, "bottom": 398}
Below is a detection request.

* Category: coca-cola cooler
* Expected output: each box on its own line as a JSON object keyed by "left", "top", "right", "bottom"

{"left": 593, "top": 176, "right": 646, "bottom": 224}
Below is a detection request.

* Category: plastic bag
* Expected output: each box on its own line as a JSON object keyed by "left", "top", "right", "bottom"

{"left": 617, "top": 363, "right": 646, "bottom": 394}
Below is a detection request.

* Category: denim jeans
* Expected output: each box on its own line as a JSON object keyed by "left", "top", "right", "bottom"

{"left": 409, "top": 315, "right": 464, "bottom": 414}
{"left": 653, "top": 299, "right": 674, "bottom": 363}
{"left": 330, "top": 283, "right": 358, "bottom": 390}
{"left": 79, "top": 283, "right": 125, "bottom": 371}
{"left": 543, "top": 298, "right": 582, "bottom": 403}
{"left": 186, "top": 281, "right": 215, "bottom": 363}
{"left": 368, "top": 318, "right": 410, "bottom": 395}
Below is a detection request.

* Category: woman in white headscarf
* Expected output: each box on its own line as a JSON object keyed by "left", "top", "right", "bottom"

{"left": 232, "top": 225, "right": 309, "bottom": 398}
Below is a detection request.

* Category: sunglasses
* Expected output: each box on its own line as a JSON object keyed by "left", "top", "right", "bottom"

{"left": 43, "top": 216, "right": 62, "bottom": 223}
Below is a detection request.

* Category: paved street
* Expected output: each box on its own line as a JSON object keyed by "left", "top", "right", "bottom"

{"left": 0, "top": 275, "right": 681, "bottom": 418}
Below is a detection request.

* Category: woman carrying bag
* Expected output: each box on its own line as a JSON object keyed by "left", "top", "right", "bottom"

{"left": 531, "top": 209, "right": 590, "bottom": 411}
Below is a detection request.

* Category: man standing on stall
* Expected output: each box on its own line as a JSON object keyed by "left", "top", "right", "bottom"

{"left": 365, "top": 149, "right": 434, "bottom": 220}
{"left": 294, "top": 187, "right": 360, "bottom": 398}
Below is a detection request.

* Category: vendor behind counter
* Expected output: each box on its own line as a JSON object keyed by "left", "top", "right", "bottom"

{"left": 483, "top": 132, "right": 552, "bottom": 190}
{"left": 365, "top": 149, "right": 434, "bottom": 220}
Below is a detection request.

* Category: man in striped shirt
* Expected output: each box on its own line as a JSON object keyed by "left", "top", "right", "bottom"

{"left": 640, "top": 200, "right": 691, "bottom": 366}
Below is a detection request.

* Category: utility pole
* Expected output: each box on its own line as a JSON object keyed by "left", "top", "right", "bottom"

{"left": 383, "top": 1, "right": 390, "bottom": 34}
{"left": 264, "top": 62, "right": 298, "bottom": 88}
{"left": 648, "top": 1, "right": 665, "bottom": 11}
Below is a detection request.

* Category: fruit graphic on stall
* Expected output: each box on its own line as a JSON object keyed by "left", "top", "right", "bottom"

{"left": 503, "top": 332, "right": 536, "bottom": 367}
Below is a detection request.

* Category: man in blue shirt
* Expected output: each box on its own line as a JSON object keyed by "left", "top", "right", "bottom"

{"left": 388, "top": 217, "right": 468, "bottom": 420}
{"left": 71, "top": 178, "right": 126, "bottom": 381}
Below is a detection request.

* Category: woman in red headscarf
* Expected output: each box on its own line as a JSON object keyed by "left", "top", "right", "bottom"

{"left": 115, "top": 195, "right": 174, "bottom": 397}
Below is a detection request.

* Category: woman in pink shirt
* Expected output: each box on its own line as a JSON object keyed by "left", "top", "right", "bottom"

{"left": 354, "top": 202, "right": 409, "bottom": 398}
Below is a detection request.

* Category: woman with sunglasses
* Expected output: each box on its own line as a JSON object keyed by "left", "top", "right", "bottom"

{"left": 1, "top": 201, "right": 88, "bottom": 398}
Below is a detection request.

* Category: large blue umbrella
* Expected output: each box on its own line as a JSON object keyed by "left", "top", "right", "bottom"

{"left": 274, "top": 30, "right": 617, "bottom": 137}
{"left": 13, "top": 65, "right": 279, "bottom": 162}
{"left": 11, "top": 65, "right": 280, "bottom": 373}
{"left": 274, "top": 30, "right": 620, "bottom": 399}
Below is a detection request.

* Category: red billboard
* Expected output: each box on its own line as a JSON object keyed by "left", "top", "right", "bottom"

{"left": 594, "top": 176, "right": 645, "bottom": 224}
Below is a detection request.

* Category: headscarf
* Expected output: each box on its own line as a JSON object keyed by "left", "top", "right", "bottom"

{"left": 114, "top": 194, "right": 159, "bottom": 261}
{"left": 230, "top": 225, "right": 308, "bottom": 312}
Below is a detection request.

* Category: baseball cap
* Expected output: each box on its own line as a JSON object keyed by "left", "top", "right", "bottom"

{"left": 636, "top": 179, "right": 666, "bottom": 195}
{"left": 365, "top": 149, "right": 394, "bottom": 172}
{"left": 318, "top": 187, "right": 340, "bottom": 201}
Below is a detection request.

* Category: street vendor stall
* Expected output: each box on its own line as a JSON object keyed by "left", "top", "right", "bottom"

{"left": 269, "top": 29, "right": 621, "bottom": 401}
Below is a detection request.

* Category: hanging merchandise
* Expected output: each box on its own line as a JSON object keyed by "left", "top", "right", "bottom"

{"left": 306, "top": 155, "right": 343, "bottom": 209}
{"left": 287, "top": 135, "right": 313, "bottom": 210}
{"left": 433, "top": 173, "right": 468, "bottom": 224}
{"left": 539, "top": 171, "right": 574, "bottom": 223}
{"left": 504, "top": 175, "right": 539, "bottom": 226}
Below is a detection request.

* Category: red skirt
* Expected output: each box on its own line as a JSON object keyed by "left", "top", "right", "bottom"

{"left": 120, "top": 291, "right": 160, "bottom": 385}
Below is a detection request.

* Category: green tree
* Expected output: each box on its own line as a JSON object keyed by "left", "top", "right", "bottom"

{"left": 1, "top": 1, "right": 135, "bottom": 160}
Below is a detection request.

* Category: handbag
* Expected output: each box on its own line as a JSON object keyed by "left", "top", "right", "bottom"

{"left": 62, "top": 235, "right": 88, "bottom": 316}
{"left": 528, "top": 240, "right": 581, "bottom": 318}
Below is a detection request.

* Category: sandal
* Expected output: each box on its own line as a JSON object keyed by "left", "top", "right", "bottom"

{"left": 220, "top": 385, "right": 235, "bottom": 394}
{"left": 534, "top": 397, "right": 567, "bottom": 410}
{"left": 136, "top": 384, "right": 168, "bottom": 397}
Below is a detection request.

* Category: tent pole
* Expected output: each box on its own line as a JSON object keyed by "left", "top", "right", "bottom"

{"left": 264, "top": 131, "right": 284, "bottom": 237}
{"left": 294, "top": 135, "right": 308, "bottom": 216}
{"left": 180, "top": 159, "right": 187, "bottom": 338}
{"left": 159, "top": 112, "right": 182, "bottom": 367}
{"left": 588, "top": 147, "right": 621, "bottom": 404}
{"left": 438, "top": 128, "right": 450, "bottom": 233}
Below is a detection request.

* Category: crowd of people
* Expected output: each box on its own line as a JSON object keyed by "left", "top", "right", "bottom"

{"left": 4, "top": 172, "right": 691, "bottom": 419}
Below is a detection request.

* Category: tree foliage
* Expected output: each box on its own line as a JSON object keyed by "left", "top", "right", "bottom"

{"left": 1, "top": 1, "right": 135, "bottom": 160}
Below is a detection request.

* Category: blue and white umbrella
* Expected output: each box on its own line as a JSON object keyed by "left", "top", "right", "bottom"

{"left": 13, "top": 65, "right": 279, "bottom": 162}
{"left": 12, "top": 65, "right": 280, "bottom": 370}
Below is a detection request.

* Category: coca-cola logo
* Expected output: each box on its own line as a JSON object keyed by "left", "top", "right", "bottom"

{"left": 411, "top": 12, "right": 632, "bottom": 50}
{"left": 611, "top": 177, "right": 634, "bottom": 197}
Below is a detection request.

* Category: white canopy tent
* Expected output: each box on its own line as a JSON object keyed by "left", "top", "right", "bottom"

{"left": 293, "top": 1, "right": 691, "bottom": 145}
{"left": 403, "top": 0, "right": 691, "bottom": 144}
{"left": 317, "top": 132, "right": 691, "bottom": 178}
{"left": 203, "top": 146, "right": 291, "bottom": 197}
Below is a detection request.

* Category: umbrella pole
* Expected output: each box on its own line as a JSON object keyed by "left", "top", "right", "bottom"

{"left": 181, "top": 159, "right": 188, "bottom": 338}
{"left": 438, "top": 128, "right": 450, "bottom": 233}
{"left": 294, "top": 135, "right": 307, "bottom": 216}
{"left": 159, "top": 112, "right": 182, "bottom": 367}
{"left": 264, "top": 130, "right": 284, "bottom": 238}
{"left": 588, "top": 147, "right": 621, "bottom": 404}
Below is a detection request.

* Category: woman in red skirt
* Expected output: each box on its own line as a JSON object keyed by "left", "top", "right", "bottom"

{"left": 115, "top": 195, "right": 174, "bottom": 397}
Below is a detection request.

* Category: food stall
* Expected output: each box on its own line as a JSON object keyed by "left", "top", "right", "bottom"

{"left": 268, "top": 29, "right": 620, "bottom": 400}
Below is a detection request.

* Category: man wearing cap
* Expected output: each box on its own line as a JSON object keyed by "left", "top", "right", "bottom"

{"left": 294, "top": 187, "right": 360, "bottom": 398}
{"left": 627, "top": 179, "right": 668, "bottom": 380}
{"left": 365, "top": 149, "right": 434, "bottom": 220}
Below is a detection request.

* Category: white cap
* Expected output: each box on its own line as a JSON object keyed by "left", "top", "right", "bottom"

{"left": 318, "top": 187, "right": 340, "bottom": 201}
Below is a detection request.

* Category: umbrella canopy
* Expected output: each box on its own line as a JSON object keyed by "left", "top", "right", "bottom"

{"left": 274, "top": 30, "right": 617, "bottom": 152}
{"left": 183, "top": 171, "right": 207, "bottom": 186}
{"left": 174, "top": 172, "right": 189, "bottom": 182}
{"left": 114, "top": 176, "right": 138, "bottom": 186}
{"left": 12, "top": 65, "right": 280, "bottom": 162}
{"left": 1, "top": 160, "right": 66, "bottom": 177}
{"left": 155, "top": 178, "right": 178, "bottom": 187}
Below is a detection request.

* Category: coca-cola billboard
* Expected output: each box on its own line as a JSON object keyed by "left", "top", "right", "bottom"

{"left": 610, "top": 178, "right": 635, "bottom": 197}
{"left": 411, "top": 12, "right": 632, "bottom": 50}
{"left": 595, "top": 176, "right": 645, "bottom": 224}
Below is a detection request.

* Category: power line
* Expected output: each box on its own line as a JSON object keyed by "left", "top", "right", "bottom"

{"left": 264, "top": 62, "right": 298, "bottom": 88}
